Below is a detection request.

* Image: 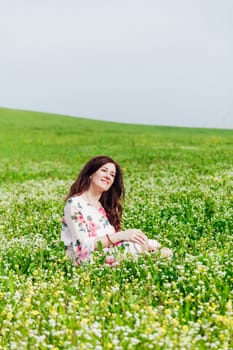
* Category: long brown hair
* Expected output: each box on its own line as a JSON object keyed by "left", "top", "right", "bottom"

{"left": 65, "top": 156, "right": 125, "bottom": 231}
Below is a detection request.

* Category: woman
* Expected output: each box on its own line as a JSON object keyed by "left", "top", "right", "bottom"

{"left": 61, "top": 156, "right": 172, "bottom": 264}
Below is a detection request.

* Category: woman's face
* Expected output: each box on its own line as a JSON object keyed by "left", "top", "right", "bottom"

{"left": 90, "top": 162, "right": 116, "bottom": 192}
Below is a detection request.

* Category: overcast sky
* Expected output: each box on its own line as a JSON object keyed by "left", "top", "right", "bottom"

{"left": 0, "top": 0, "right": 233, "bottom": 129}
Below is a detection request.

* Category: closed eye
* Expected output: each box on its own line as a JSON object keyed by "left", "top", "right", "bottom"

{"left": 101, "top": 167, "right": 116, "bottom": 179}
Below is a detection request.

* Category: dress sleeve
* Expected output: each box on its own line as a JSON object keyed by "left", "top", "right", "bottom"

{"left": 64, "top": 199, "right": 95, "bottom": 264}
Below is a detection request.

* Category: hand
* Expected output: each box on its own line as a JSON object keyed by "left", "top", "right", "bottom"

{"left": 122, "top": 229, "right": 147, "bottom": 246}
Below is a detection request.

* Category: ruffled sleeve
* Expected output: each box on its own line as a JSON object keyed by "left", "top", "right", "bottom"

{"left": 64, "top": 198, "right": 95, "bottom": 264}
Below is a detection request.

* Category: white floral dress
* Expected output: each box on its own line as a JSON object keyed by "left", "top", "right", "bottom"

{"left": 61, "top": 196, "right": 143, "bottom": 264}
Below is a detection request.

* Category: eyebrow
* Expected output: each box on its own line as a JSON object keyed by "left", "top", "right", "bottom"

{"left": 102, "top": 166, "right": 116, "bottom": 175}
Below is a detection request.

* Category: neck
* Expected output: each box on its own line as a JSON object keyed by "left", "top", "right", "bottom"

{"left": 83, "top": 188, "right": 102, "bottom": 207}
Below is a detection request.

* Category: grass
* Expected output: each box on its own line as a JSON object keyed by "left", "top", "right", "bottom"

{"left": 0, "top": 107, "right": 233, "bottom": 349}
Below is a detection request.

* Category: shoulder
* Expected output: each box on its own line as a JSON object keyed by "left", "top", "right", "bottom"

{"left": 65, "top": 196, "right": 84, "bottom": 210}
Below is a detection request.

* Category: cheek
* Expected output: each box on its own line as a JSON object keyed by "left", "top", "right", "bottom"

{"left": 92, "top": 175, "right": 101, "bottom": 183}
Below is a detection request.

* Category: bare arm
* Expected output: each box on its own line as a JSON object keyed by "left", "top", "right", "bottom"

{"left": 93, "top": 229, "right": 148, "bottom": 250}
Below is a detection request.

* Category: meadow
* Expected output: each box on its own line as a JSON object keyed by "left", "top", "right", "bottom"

{"left": 0, "top": 107, "right": 232, "bottom": 350}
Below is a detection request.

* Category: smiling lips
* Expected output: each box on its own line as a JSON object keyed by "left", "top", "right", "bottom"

{"left": 101, "top": 179, "right": 110, "bottom": 185}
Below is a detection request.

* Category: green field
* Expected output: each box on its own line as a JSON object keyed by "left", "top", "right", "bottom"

{"left": 0, "top": 107, "right": 233, "bottom": 349}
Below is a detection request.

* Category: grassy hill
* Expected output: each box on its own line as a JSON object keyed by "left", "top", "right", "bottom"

{"left": 0, "top": 107, "right": 233, "bottom": 349}
{"left": 1, "top": 107, "right": 233, "bottom": 181}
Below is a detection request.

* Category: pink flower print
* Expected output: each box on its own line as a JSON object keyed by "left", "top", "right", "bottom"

{"left": 105, "top": 255, "right": 116, "bottom": 266}
{"left": 99, "top": 207, "right": 107, "bottom": 217}
{"left": 76, "top": 245, "right": 81, "bottom": 254}
{"left": 79, "top": 247, "right": 90, "bottom": 260}
{"left": 77, "top": 213, "right": 86, "bottom": 224}
{"left": 76, "top": 246, "right": 90, "bottom": 264}
{"left": 88, "top": 221, "right": 98, "bottom": 237}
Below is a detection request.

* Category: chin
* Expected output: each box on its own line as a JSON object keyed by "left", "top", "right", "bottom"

{"left": 95, "top": 184, "right": 109, "bottom": 192}
{"left": 99, "top": 182, "right": 111, "bottom": 190}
